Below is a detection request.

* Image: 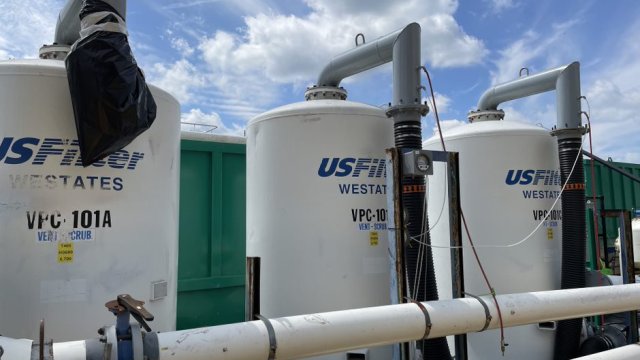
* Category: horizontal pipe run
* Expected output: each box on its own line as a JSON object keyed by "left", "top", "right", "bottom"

{"left": 2, "top": 284, "right": 631, "bottom": 359}
{"left": 574, "top": 343, "right": 640, "bottom": 359}
{"left": 148, "top": 284, "right": 640, "bottom": 360}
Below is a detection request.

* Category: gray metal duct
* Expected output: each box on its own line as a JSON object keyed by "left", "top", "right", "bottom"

{"left": 316, "top": 22, "right": 423, "bottom": 118}
{"left": 313, "top": 23, "right": 452, "bottom": 360}
{"left": 471, "top": 62, "right": 586, "bottom": 359}
{"left": 54, "top": 0, "right": 127, "bottom": 46}
{"left": 474, "top": 62, "right": 582, "bottom": 132}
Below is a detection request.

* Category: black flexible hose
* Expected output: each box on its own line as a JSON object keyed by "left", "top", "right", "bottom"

{"left": 554, "top": 136, "right": 586, "bottom": 360}
{"left": 395, "top": 119, "right": 451, "bottom": 359}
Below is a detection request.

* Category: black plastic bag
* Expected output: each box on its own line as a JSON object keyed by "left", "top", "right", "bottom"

{"left": 65, "top": 0, "right": 156, "bottom": 167}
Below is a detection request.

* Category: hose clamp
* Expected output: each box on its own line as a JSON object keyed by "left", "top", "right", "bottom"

{"left": 410, "top": 300, "right": 432, "bottom": 339}
{"left": 464, "top": 292, "right": 493, "bottom": 332}
{"left": 256, "top": 315, "right": 277, "bottom": 360}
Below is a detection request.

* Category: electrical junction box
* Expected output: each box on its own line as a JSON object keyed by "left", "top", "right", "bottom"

{"left": 402, "top": 149, "right": 434, "bottom": 177}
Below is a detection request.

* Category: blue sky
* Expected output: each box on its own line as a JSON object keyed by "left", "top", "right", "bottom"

{"left": 2, "top": 0, "right": 639, "bottom": 162}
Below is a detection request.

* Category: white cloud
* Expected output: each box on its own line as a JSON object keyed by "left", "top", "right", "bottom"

{"left": 584, "top": 80, "right": 640, "bottom": 163}
{"left": 490, "top": 19, "right": 581, "bottom": 85}
{"left": 0, "top": 0, "right": 64, "bottom": 60}
{"left": 170, "top": 36, "right": 194, "bottom": 57}
{"left": 180, "top": 108, "right": 245, "bottom": 136}
{"left": 153, "top": 0, "right": 487, "bottom": 124}
{"left": 489, "top": 0, "right": 516, "bottom": 13}
{"left": 486, "top": 14, "right": 640, "bottom": 163}
{"left": 432, "top": 92, "right": 452, "bottom": 114}
{"left": 429, "top": 119, "right": 465, "bottom": 139}
{"left": 148, "top": 59, "right": 205, "bottom": 104}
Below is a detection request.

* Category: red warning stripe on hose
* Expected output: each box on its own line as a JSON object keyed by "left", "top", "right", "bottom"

{"left": 564, "top": 183, "right": 585, "bottom": 191}
{"left": 403, "top": 185, "right": 426, "bottom": 194}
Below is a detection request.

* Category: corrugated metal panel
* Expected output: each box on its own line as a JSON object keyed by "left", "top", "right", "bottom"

{"left": 585, "top": 159, "right": 640, "bottom": 269}
{"left": 177, "top": 137, "right": 246, "bottom": 330}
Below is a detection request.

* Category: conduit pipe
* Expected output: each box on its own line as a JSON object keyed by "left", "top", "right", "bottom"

{"left": 472, "top": 62, "right": 585, "bottom": 359}
{"left": 3, "top": 284, "right": 640, "bottom": 359}
{"left": 54, "top": 0, "right": 127, "bottom": 46}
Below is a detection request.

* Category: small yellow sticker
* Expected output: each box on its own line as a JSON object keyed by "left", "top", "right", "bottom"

{"left": 57, "top": 242, "right": 74, "bottom": 264}
{"left": 547, "top": 228, "right": 554, "bottom": 240}
{"left": 370, "top": 231, "right": 379, "bottom": 246}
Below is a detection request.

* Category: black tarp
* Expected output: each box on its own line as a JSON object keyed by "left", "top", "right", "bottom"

{"left": 65, "top": 0, "right": 156, "bottom": 167}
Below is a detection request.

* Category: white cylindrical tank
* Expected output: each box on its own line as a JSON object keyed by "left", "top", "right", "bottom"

{"left": 0, "top": 60, "right": 180, "bottom": 340}
{"left": 424, "top": 119, "right": 562, "bottom": 359}
{"left": 247, "top": 99, "right": 393, "bottom": 360}
{"left": 633, "top": 218, "right": 640, "bottom": 265}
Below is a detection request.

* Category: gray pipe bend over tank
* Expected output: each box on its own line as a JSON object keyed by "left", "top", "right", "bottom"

{"left": 315, "top": 23, "right": 451, "bottom": 359}
{"left": 472, "top": 62, "right": 585, "bottom": 359}
{"left": 54, "top": 0, "right": 127, "bottom": 46}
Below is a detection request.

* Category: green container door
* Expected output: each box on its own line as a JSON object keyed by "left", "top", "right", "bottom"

{"left": 177, "top": 137, "right": 246, "bottom": 329}
{"left": 585, "top": 159, "right": 640, "bottom": 270}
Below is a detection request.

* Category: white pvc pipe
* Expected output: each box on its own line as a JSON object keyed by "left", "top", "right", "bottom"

{"left": 52, "top": 340, "right": 86, "bottom": 360}
{"left": 153, "top": 284, "right": 640, "bottom": 360}
{"left": 0, "top": 337, "right": 32, "bottom": 359}
{"left": 574, "top": 343, "right": 640, "bottom": 359}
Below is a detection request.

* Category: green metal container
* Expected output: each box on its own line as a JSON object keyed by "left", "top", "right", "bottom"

{"left": 585, "top": 158, "right": 640, "bottom": 270}
{"left": 177, "top": 132, "right": 246, "bottom": 329}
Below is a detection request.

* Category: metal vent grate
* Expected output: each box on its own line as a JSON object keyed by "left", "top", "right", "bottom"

{"left": 151, "top": 280, "right": 168, "bottom": 301}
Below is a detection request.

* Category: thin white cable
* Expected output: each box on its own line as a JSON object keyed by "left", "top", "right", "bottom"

{"left": 412, "top": 140, "right": 584, "bottom": 249}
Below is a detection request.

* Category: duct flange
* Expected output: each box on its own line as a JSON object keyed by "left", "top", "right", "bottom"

{"left": 304, "top": 86, "right": 347, "bottom": 101}
{"left": 385, "top": 103, "right": 429, "bottom": 119}
{"left": 467, "top": 109, "right": 505, "bottom": 123}
{"left": 550, "top": 126, "right": 589, "bottom": 139}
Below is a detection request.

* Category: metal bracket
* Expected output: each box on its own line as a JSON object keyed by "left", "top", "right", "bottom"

{"left": 411, "top": 300, "right": 432, "bottom": 339}
{"left": 464, "top": 292, "right": 492, "bottom": 332}
{"left": 256, "top": 315, "right": 277, "bottom": 360}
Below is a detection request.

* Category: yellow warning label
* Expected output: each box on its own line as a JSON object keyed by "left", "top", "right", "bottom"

{"left": 370, "top": 231, "right": 379, "bottom": 246}
{"left": 547, "top": 228, "right": 554, "bottom": 240}
{"left": 57, "top": 242, "right": 74, "bottom": 264}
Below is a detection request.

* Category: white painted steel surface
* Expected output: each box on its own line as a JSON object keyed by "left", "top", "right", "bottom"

{"left": 0, "top": 337, "right": 32, "bottom": 359}
{"left": 575, "top": 343, "right": 640, "bottom": 360}
{"left": 180, "top": 131, "right": 246, "bottom": 144}
{"left": 4, "top": 285, "right": 639, "bottom": 360}
{"left": 146, "top": 284, "right": 640, "bottom": 360}
{"left": 424, "top": 120, "right": 562, "bottom": 359}
{"left": 246, "top": 99, "right": 393, "bottom": 360}
{"left": 633, "top": 218, "right": 640, "bottom": 265}
{"left": 0, "top": 59, "right": 180, "bottom": 340}
{"left": 52, "top": 340, "right": 87, "bottom": 360}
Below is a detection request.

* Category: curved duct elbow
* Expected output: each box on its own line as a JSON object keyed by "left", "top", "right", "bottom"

{"left": 475, "top": 62, "right": 581, "bottom": 131}
{"left": 54, "top": 0, "right": 127, "bottom": 46}
{"left": 315, "top": 22, "right": 420, "bottom": 89}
